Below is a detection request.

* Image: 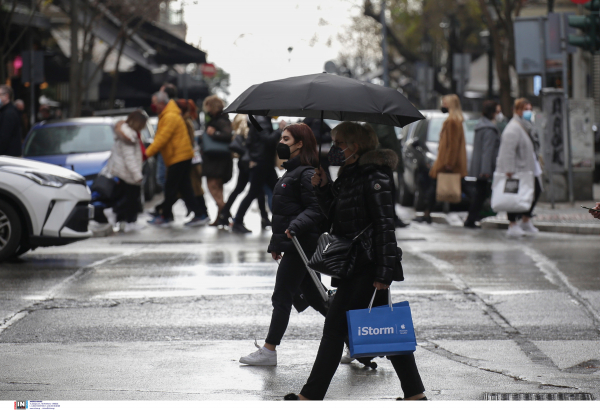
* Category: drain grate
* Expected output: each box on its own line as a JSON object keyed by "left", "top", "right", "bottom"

{"left": 484, "top": 393, "right": 594, "bottom": 401}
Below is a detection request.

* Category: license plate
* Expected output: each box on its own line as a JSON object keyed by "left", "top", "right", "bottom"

{"left": 88, "top": 204, "right": 94, "bottom": 219}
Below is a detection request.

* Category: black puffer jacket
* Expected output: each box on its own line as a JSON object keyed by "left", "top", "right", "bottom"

{"left": 267, "top": 156, "right": 325, "bottom": 255}
{"left": 246, "top": 116, "right": 281, "bottom": 163}
{"left": 315, "top": 149, "right": 399, "bottom": 285}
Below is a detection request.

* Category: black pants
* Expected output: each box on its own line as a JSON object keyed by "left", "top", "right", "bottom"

{"left": 265, "top": 249, "right": 328, "bottom": 346}
{"left": 222, "top": 161, "right": 268, "bottom": 219}
{"left": 234, "top": 161, "right": 278, "bottom": 225}
{"left": 113, "top": 182, "right": 141, "bottom": 223}
{"left": 162, "top": 159, "right": 201, "bottom": 220}
{"left": 300, "top": 273, "right": 425, "bottom": 400}
{"left": 424, "top": 176, "right": 437, "bottom": 213}
{"left": 465, "top": 179, "right": 491, "bottom": 225}
{"left": 507, "top": 178, "right": 542, "bottom": 222}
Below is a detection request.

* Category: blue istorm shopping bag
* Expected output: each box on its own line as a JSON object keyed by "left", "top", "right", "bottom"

{"left": 346, "top": 289, "right": 417, "bottom": 358}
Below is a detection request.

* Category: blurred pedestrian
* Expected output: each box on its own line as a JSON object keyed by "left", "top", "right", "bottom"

{"left": 95, "top": 111, "right": 147, "bottom": 232}
{"left": 145, "top": 91, "right": 203, "bottom": 227}
{"left": 202, "top": 95, "right": 234, "bottom": 226}
{"left": 152, "top": 83, "right": 178, "bottom": 192}
{"left": 177, "top": 99, "right": 209, "bottom": 226}
{"left": 303, "top": 117, "right": 332, "bottom": 174}
{"left": 284, "top": 122, "right": 426, "bottom": 401}
{"left": 231, "top": 115, "right": 282, "bottom": 234}
{"left": 496, "top": 98, "right": 543, "bottom": 238}
{"left": 0, "top": 85, "right": 22, "bottom": 157}
{"left": 37, "top": 105, "right": 54, "bottom": 122}
{"left": 218, "top": 114, "right": 270, "bottom": 226}
{"left": 464, "top": 100, "right": 501, "bottom": 228}
{"left": 239, "top": 123, "right": 327, "bottom": 366}
{"left": 589, "top": 203, "right": 600, "bottom": 220}
{"left": 13, "top": 99, "right": 29, "bottom": 141}
{"left": 415, "top": 94, "right": 467, "bottom": 223}
{"left": 368, "top": 122, "right": 409, "bottom": 228}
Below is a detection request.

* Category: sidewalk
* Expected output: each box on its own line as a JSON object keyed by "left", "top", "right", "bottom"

{"left": 426, "top": 184, "right": 600, "bottom": 235}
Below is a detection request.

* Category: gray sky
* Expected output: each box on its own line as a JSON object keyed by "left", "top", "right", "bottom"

{"left": 182, "top": 0, "right": 361, "bottom": 102}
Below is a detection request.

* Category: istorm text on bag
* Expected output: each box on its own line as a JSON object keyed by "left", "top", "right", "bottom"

{"left": 357, "top": 326, "right": 395, "bottom": 336}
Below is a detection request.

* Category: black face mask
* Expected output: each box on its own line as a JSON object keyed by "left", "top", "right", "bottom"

{"left": 440, "top": 107, "right": 449, "bottom": 114}
{"left": 277, "top": 142, "right": 298, "bottom": 160}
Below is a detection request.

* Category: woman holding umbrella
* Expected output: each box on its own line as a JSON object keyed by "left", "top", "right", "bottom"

{"left": 284, "top": 122, "right": 426, "bottom": 400}
{"left": 239, "top": 123, "right": 328, "bottom": 366}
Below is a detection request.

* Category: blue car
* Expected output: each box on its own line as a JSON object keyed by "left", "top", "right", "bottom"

{"left": 23, "top": 116, "right": 158, "bottom": 201}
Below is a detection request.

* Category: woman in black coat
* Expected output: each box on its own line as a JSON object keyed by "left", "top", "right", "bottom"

{"left": 239, "top": 123, "right": 328, "bottom": 366}
{"left": 285, "top": 122, "right": 426, "bottom": 400}
{"left": 202, "top": 95, "right": 233, "bottom": 225}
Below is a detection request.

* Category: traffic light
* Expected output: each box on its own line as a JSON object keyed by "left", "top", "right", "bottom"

{"left": 568, "top": 0, "right": 600, "bottom": 52}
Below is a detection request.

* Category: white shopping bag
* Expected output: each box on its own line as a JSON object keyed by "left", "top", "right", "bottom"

{"left": 491, "top": 172, "right": 535, "bottom": 213}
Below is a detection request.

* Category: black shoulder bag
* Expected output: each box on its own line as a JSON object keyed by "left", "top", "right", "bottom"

{"left": 307, "top": 224, "right": 372, "bottom": 280}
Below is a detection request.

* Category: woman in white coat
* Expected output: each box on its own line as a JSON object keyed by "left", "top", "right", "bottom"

{"left": 496, "top": 98, "right": 543, "bottom": 238}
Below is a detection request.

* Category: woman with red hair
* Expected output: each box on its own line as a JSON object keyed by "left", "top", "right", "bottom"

{"left": 239, "top": 123, "right": 328, "bottom": 366}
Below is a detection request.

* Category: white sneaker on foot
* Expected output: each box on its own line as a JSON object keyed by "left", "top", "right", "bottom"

{"left": 519, "top": 220, "right": 539, "bottom": 235}
{"left": 239, "top": 341, "right": 277, "bottom": 366}
{"left": 340, "top": 346, "right": 354, "bottom": 364}
{"left": 506, "top": 223, "right": 525, "bottom": 238}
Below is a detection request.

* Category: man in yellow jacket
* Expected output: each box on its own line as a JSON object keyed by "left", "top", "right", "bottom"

{"left": 146, "top": 91, "right": 207, "bottom": 226}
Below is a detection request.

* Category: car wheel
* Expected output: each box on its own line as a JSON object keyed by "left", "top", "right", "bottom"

{"left": 0, "top": 199, "right": 22, "bottom": 262}
{"left": 399, "top": 177, "right": 414, "bottom": 207}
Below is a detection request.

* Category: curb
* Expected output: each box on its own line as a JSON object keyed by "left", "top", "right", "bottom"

{"left": 481, "top": 219, "right": 600, "bottom": 235}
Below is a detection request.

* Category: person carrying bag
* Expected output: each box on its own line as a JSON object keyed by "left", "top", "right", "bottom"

{"left": 284, "top": 122, "right": 426, "bottom": 401}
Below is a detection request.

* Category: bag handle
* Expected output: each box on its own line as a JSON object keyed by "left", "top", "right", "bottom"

{"left": 368, "top": 288, "right": 393, "bottom": 313}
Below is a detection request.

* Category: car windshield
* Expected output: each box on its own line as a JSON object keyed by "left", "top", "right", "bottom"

{"left": 24, "top": 124, "right": 114, "bottom": 156}
{"left": 427, "top": 118, "right": 478, "bottom": 145}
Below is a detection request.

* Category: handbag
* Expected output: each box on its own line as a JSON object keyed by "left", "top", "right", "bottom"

{"left": 436, "top": 172, "right": 462, "bottom": 203}
{"left": 91, "top": 174, "right": 117, "bottom": 200}
{"left": 491, "top": 171, "right": 534, "bottom": 213}
{"left": 229, "top": 133, "right": 246, "bottom": 156}
{"left": 202, "top": 131, "right": 230, "bottom": 154}
{"left": 308, "top": 224, "right": 372, "bottom": 280}
{"left": 346, "top": 289, "right": 417, "bottom": 358}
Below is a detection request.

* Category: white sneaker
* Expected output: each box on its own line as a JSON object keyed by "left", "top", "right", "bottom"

{"left": 239, "top": 341, "right": 277, "bottom": 366}
{"left": 340, "top": 346, "right": 354, "bottom": 364}
{"left": 506, "top": 223, "right": 525, "bottom": 238}
{"left": 519, "top": 220, "right": 539, "bottom": 235}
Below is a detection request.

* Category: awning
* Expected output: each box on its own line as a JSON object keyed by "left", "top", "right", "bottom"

{"left": 136, "top": 21, "right": 207, "bottom": 66}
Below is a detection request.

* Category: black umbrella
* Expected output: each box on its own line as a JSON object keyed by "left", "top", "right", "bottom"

{"left": 223, "top": 73, "right": 424, "bottom": 129}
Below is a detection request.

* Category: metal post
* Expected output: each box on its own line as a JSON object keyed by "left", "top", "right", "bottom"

{"left": 381, "top": 0, "right": 389, "bottom": 87}
{"left": 539, "top": 17, "right": 547, "bottom": 88}
{"left": 29, "top": 0, "right": 35, "bottom": 126}
{"left": 487, "top": 45, "right": 493, "bottom": 99}
{"left": 560, "top": 14, "right": 575, "bottom": 203}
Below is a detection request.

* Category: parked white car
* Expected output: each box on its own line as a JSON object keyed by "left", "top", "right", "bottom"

{"left": 0, "top": 156, "right": 93, "bottom": 261}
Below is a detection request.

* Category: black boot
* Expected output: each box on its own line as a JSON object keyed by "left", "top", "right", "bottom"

{"left": 232, "top": 223, "right": 252, "bottom": 234}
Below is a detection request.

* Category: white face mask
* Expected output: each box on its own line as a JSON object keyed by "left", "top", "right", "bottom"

{"left": 495, "top": 112, "right": 505, "bottom": 123}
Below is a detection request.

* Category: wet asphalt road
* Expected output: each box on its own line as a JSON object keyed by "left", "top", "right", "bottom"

{"left": 0, "top": 196, "right": 599, "bottom": 401}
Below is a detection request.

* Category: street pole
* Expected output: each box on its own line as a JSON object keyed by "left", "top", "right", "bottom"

{"left": 487, "top": 45, "right": 493, "bottom": 99}
{"left": 560, "top": 14, "right": 575, "bottom": 204}
{"left": 381, "top": 0, "right": 389, "bottom": 87}
{"left": 29, "top": 0, "right": 35, "bottom": 128}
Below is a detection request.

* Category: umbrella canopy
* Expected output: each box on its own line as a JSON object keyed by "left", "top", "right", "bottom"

{"left": 223, "top": 73, "right": 424, "bottom": 128}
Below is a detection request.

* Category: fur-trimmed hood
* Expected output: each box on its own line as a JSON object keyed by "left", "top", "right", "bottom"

{"left": 359, "top": 148, "right": 398, "bottom": 170}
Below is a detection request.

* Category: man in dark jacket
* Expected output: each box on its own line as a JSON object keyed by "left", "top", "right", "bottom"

{"left": 232, "top": 115, "right": 282, "bottom": 233}
{"left": 0, "top": 86, "right": 22, "bottom": 157}
{"left": 368, "top": 122, "right": 409, "bottom": 228}
{"left": 464, "top": 100, "right": 500, "bottom": 228}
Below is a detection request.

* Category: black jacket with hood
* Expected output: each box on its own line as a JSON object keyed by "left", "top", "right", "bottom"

{"left": 315, "top": 148, "right": 401, "bottom": 286}
{"left": 267, "top": 155, "right": 325, "bottom": 255}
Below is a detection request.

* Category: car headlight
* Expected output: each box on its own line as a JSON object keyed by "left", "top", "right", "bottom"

{"left": 2, "top": 168, "right": 86, "bottom": 188}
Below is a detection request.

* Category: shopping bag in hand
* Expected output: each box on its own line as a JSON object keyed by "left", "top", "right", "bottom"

{"left": 346, "top": 289, "right": 417, "bottom": 358}
{"left": 490, "top": 171, "right": 534, "bottom": 213}
{"left": 436, "top": 172, "right": 462, "bottom": 203}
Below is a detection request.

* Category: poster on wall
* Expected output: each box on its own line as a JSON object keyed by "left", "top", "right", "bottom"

{"left": 542, "top": 91, "right": 567, "bottom": 173}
